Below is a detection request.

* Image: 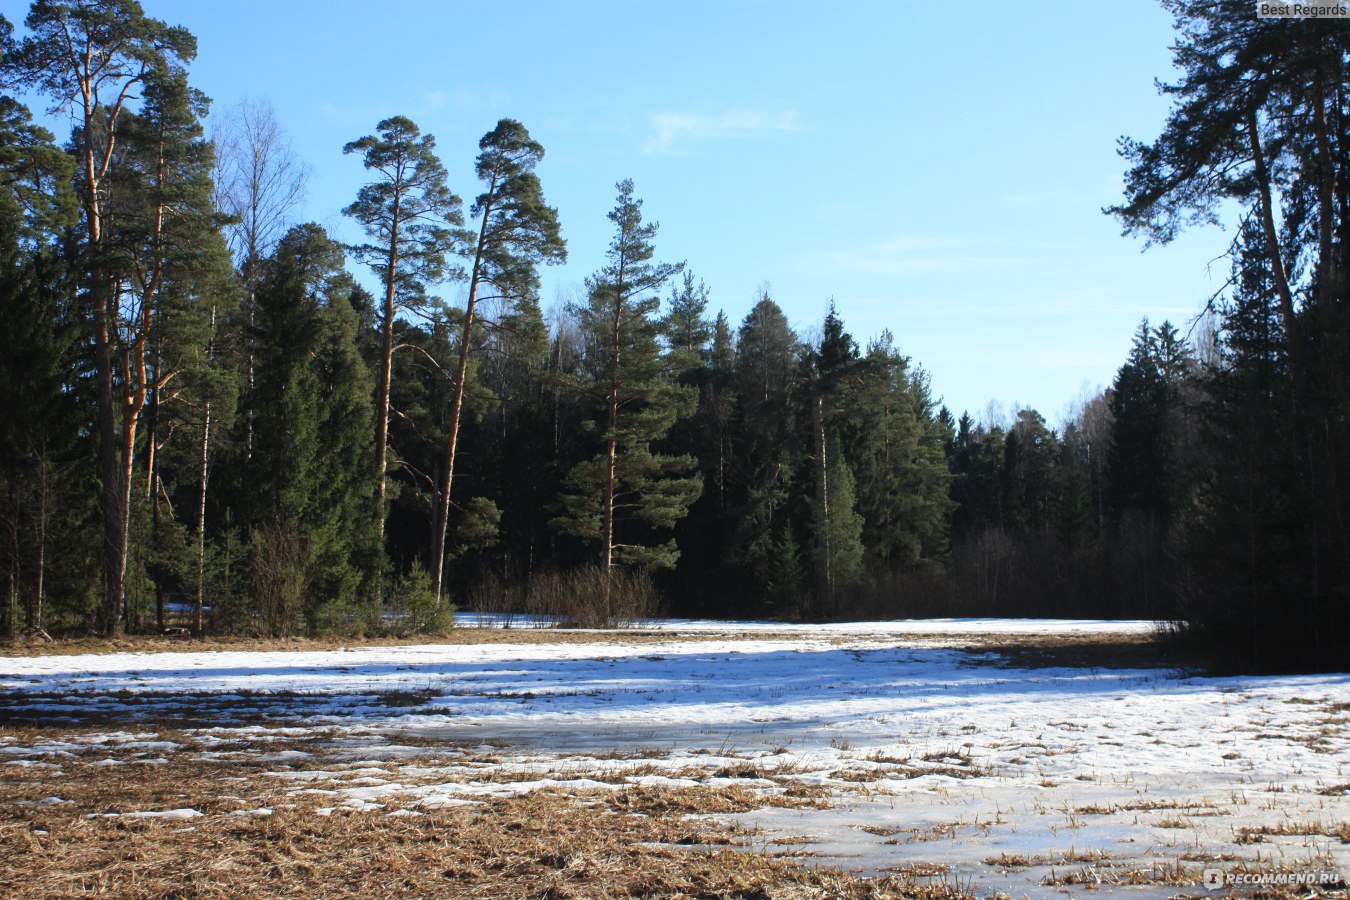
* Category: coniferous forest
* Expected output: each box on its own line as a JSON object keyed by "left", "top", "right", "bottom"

{"left": 0, "top": 0, "right": 1347, "bottom": 674}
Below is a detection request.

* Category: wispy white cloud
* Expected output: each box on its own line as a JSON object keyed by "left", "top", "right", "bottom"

{"left": 319, "top": 85, "right": 511, "bottom": 128}
{"left": 644, "top": 108, "right": 798, "bottom": 155}
{"left": 419, "top": 85, "right": 512, "bottom": 114}
{"left": 812, "top": 234, "right": 1026, "bottom": 277}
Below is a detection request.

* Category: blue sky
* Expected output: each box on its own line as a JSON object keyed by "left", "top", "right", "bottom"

{"left": 4, "top": 0, "right": 1234, "bottom": 424}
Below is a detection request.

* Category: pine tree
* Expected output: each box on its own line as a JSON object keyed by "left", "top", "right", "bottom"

{"left": 432, "top": 118, "right": 564, "bottom": 601}
{"left": 3, "top": 0, "right": 198, "bottom": 635}
{"left": 552, "top": 180, "right": 699, "bottom": 572}
{"left": 344, "top": 116, "right": 463, "bottom": 548}
{"left": 1109, "top": 1, "right": 1350, "bottom": 667}
{"left": 117, "top": 70, "right": 232, "bottom": 631}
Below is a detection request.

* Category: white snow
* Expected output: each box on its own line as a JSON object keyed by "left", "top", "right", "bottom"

{"left": 3, "top": 617, "right": 1346, "bottom": 896}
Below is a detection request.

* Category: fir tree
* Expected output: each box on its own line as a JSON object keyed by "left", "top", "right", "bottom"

{"left": 246, "top": 224, "right": 377, "bottom": 634}
{"left": 729, "top": 294, "right": 804, "bottom": 610}
{"left": 0, "top": 144, "right": 86, "bottom": 635}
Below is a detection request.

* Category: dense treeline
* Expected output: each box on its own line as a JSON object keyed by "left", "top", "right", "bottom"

{"left": 0, "top": 1, "right": 1346, "bottom": 674}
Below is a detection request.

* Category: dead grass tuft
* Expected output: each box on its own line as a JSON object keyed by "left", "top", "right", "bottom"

{"left": 607, "top": 783, "right": 831, "bottom": 816}
{"left": 1, "top": 754, "right": 961, "bottom": 899}
{"left": 1235, "top": 821, "right": 1350, "bottom": 844}
{"left": 984, "top": 849, "right": 1116, "bottom": 869}
{"left": 1040, "top": 861, "right": 1196, "bottom": 887}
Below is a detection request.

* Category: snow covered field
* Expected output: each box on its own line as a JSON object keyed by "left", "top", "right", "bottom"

{"left": 3, "top": 618, "right": 1348, "bottom": 896}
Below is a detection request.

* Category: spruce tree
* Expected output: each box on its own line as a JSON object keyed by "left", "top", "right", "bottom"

{"left": 1107, "top": 320, "right": 1167, "bottom": 523}
{"left": 807, "top": 304, "right": 860, "bottom": 614}
{"left": 1189, "top": 222, "right": 1313, "bottom": 670}
{"left": 810, "top": 435, "right": 865, "bottom": 612}
{"left": 728, "top": 295, "right": 805, "bottom": 611}
{"left": 246, "top": 224, "right": 377, "bottom": 634}
{"left": 0, "top": 114, "right": 84, "bottom": 635}
{"left": 661, "top": 270, "right": 713, "bottom": 375}
{"left": 841, "top": 333, "right": 951, "bottom": 573}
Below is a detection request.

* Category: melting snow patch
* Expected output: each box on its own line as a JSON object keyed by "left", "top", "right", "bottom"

{"left": 126, "top": 808, "right": 203, "bottom": 820}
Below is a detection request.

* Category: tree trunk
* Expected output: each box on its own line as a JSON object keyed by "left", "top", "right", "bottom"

{"left": 604, "top": 411, "right": 618, "bottom": 574}
{"left": 431, "top": 196, "right": 495, "bottom": 603}
{"left": 1312, "top": 68, "right": 1338, "bottom": 317}
{"left": 603, "top": 281, "right": 624, "bottom": 578}
{"left": 244, "top": 282, "right": 257, "bottom": 459}
{"left": 374, "top": 202, "right": 401, "bottom": 547}
{"left": 96, "top": 288, "right": 126, "bottom": 637}
{"left": 813, "top": 393, "right": 833, "bottom": 615}
{"left": 147, "top": 337, "right": 163, "bottom": 634}
{"left": 374, "top": 278, "right": 395, "bottom": 537}
{"left": 195, "top": 302, "right": 218, "bottom": 638}
{"left": 115, "top": 399, "right": 139, "bottom": 635}
{"left": 1246, "top": 107, "right": 1298, "bottom": 338}
{"left": 4, "top": 484, "right": 16, "bottom": 640}
{"left": 33, "top": 453, "right": 48, "bottom": 632}
{"left": 431, "top": 280, "right": 477, "bottom": 603}
{"left": 194, "top": 399, "right": 211, "bottom": 636}
{"left": 4, "top": 561, "right": 13, "bottom": 641}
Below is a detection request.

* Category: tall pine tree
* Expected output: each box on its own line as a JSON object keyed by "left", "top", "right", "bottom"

{"left": 432, "top": 118, "right": 564, "bottom": 601}
{"left": 552, "top": 180, "right": 699, "bottom": 572}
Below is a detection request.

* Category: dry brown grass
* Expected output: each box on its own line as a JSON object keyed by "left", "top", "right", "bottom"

{"left": 1235, "top": 821, "right": 1350, "bottom": 844}
{"left": 1039, "top": 861, "right": 1196, "bottom": 887}
{"left": 983, "top": 848, "right": 1117, "bottom": 869}
{"left": 0, "top": 628, "right": 719, "bottom": 658}
{"left": 3, "top": 794, "right": 973, "bottom": 898}
{"left": 607, "top": 783, "right": 831, "bottom": 815}
{"left": 969, "top": 631, "right": 1182, "bottom": 670}
{"left": 1, "top": 747, "right": 967, "bottom": 899}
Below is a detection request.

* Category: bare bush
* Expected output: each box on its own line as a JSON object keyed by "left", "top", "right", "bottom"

{"left": 467, "top": 565, "right": 663, "bottom": 629}
{"left": 249, "top": 520, "right": 306, "bottom": 637}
